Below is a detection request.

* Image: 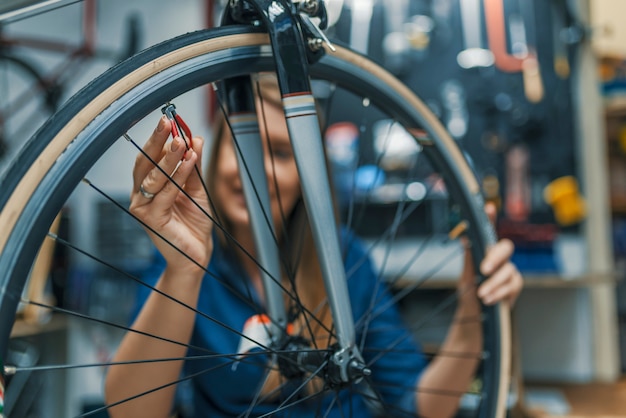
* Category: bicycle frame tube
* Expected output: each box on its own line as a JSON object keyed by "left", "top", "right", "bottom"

{"left": 224, "top": 0, "right": 358, "bottom": 355}
{"left": 0, "top": 0, "right": 83, "bottom": 23}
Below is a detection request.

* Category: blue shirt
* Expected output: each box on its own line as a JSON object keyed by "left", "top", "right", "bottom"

{"left": 135, "top": 229, "right": 426, "bottom": 417}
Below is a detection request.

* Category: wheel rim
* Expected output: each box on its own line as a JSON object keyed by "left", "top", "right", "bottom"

{"left": 0, "top": 28, "right": 507, "bottom": 417}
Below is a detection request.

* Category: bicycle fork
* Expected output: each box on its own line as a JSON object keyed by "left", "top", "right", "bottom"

{"left": 221, "top": 0, "right": 369, "bottom": 386}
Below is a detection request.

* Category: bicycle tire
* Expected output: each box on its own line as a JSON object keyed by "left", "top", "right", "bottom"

{"left": 0, "top": 25, "right": 510, "bottom": 417}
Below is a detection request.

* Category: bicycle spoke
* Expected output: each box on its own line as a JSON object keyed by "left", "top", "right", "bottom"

{"left": 5, "top": 350, "right": 271, "bottom": 374}
{"left": 80, "top": 359, "right": 234, "bottom": 417}
{"left": 87, "top": 150, "right": 337, "bottom": 341}
{"left": 222, "top": 80, "right": 325, "bottom": 350}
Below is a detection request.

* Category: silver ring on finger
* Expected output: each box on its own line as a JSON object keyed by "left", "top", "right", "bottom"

{"left": 139, "top": 183, "right": 156, "bottom": 199}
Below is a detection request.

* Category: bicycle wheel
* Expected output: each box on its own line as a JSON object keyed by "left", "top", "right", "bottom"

{"left": 0, "top": 25, "right": 510, "bottom": 417}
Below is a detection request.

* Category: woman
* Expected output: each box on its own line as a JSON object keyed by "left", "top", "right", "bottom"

{"left": 104, "top": 76, "right": 523, "bottom": 418}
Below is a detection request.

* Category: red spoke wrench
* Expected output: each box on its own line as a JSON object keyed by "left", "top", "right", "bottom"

{"left": 161, "top": 103, "right": 193, "bottom": 153}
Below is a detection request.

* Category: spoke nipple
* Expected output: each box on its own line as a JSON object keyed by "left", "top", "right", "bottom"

{"left": 308, "top": 37, "right": 324, "bottom": 51}
{"left": 4, "top": 365, "right": 16, "bottom": 376}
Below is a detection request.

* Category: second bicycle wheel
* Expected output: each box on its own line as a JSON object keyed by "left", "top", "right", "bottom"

{"left": 0, "top": 26, "right": 510, "bottom": 417}
{"left": 0, "top": 53, "right": 60, "bottom": 170}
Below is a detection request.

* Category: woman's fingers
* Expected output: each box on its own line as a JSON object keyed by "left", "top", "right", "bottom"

{"left": 476, "top": 238, "right": 522, "bottom": 305}
{"left": 152, "top": 148, "right": 198, "bottom": 208}
{"left": 136, "top": 135, "right": 187, "bottom": 201}
{"left": 479, "top": 238, "right": 514, "bottom": 276}
{"left": 132, "top": 116, "right": 172, "bottom": 189}
{"left": 129, "top": 117, "right": 206, "bottom": 232}
{"left": 182, "top": 136, "right": 205, "bottom": 193}
{"left": 477, "top": 262, "right": 522, "bottom": 305}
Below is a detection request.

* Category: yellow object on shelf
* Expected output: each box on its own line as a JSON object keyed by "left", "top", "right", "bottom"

{"left": 543, "top": 176, "right": 587, "bottom": 226}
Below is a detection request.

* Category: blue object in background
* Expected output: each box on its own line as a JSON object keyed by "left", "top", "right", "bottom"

{"left": 354, "top": 164, "right": 386, "bottom": 193}
{"left": 510, "top": 246, "right": 559, "bottom": 274}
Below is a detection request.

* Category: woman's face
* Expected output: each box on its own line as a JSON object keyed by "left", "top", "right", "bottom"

{"left": 214, "top": 97, "right": 301, "bottom": 235}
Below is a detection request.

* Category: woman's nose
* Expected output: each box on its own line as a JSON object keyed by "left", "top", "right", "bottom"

{"left": 264, "top": 156, "right": 281, "bottom": 189}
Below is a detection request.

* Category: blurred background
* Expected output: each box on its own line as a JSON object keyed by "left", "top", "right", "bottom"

{"left": 3, "top": 0, "right": 626, "bottom": 416}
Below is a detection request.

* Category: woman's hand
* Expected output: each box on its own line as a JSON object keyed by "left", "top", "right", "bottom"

{"left": 418, "top": 203, "right": 522, "bottom": 418}
{"left": 477, "top": 237, "right": 522, "bottom": 306}
{"left": 475, "top": 203, "right": 523, "bottom": 306}
{"left": 129, "top": 116, "right": 213, "bottom": 275}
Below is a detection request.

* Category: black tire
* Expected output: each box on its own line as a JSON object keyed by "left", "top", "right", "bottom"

{"left": 0, "top": 26, "right": 510, "bottom": 417}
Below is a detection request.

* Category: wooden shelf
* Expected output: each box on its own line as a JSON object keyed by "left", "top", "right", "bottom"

{"left": 605, "top": 97, "right": 626, "bottom": 118}
{"left": 521, "top": 273, "right": 618, "bottom": 288}
{"left": 393, "top": 272, "right": 618, "bottom": 290}
{"left": 612, "top": 197, "right": 626, "bottom": 214}
{"left": 11, "top": 314, "right": 66, "bottom": 338}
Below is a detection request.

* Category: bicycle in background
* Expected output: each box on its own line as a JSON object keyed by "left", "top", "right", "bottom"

{"left": 0, "top": 0, "right": 141, "bottom": 166}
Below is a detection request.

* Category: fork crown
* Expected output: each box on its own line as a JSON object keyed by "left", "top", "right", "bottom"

{"left": 223, "top": 0, "right": 327, "bottom": 91}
